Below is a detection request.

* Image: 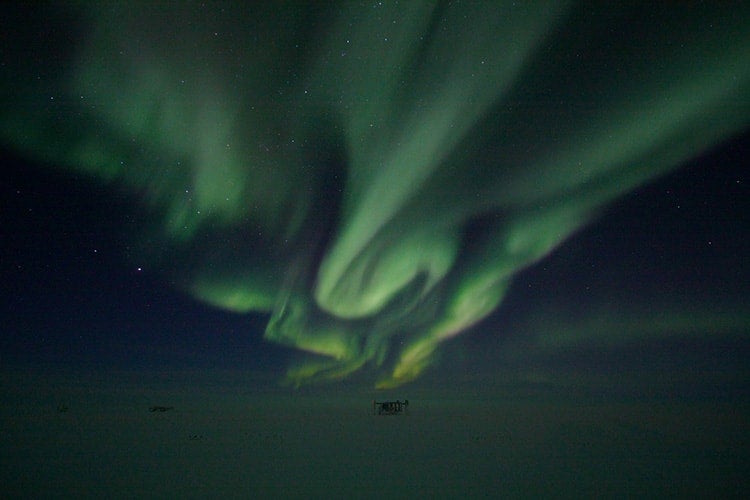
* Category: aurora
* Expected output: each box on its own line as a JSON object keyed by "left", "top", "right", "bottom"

{"left": 1, "top": 2, "right": 748, "bottom": 388}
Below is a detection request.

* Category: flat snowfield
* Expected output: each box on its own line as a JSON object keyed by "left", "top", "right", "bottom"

{"left": 1, "top": 369, "right": 748, "bottom": 498}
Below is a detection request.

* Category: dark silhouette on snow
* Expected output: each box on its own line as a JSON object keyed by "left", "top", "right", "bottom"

{"left": 373, "top": 399, "right": 409, "bottom": 415}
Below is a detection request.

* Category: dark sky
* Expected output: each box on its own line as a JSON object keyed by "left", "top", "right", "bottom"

{"left": 3, "top": 130, "right": 748, "bottom": 396}
{"left": 1, "top": 152, "right": 285, "bottom": 374}
{"left": 1, "top": 2, "right": 749, "bottom": 395}
{"left": 459, "top": 131, "right": 750, "bottom": 399}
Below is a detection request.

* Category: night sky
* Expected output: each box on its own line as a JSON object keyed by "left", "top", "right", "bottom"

{"left": 2, "top": 2, "right": 749, "bottom": 397}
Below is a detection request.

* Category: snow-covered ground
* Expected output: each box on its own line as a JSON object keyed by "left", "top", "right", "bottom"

{"left": 1, "top": 368, "right": 748, "bottom": 498}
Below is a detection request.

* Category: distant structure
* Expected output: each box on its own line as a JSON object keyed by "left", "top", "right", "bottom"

{"left": 373, "top": 399, "right": 409, "bottom": 415}
{"left": 149, "top": 406, "right": 174, "bottom": 412}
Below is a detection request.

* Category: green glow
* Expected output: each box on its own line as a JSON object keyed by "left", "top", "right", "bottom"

{"left": 1, "top": 2, "right": 748, "bottom": 387}
{"left": 531, "top": 305, "right": 750, "bottom": 353}
{"left": 189, "top": 282, "right": 276, "bottom": 314}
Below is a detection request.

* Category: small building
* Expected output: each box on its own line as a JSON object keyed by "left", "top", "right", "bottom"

{"left": 373, "top": 399, "right": 409, "bottom": 415}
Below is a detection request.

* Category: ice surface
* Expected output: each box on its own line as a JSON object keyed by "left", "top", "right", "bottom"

{"left": 1, "top": 368, "right": 748, "bottom": 498}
